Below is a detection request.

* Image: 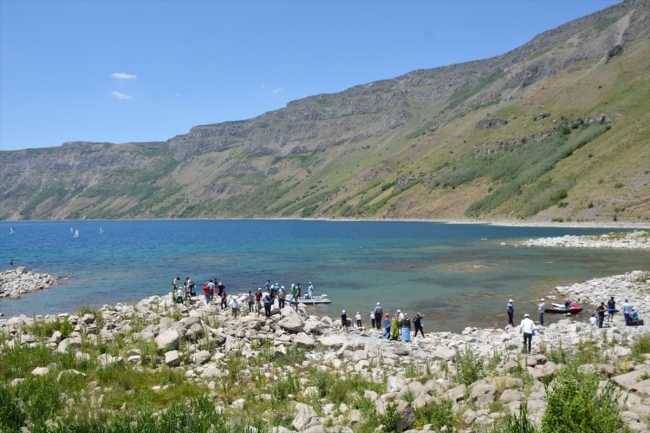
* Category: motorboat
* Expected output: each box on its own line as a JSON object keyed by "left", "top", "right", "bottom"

{"left": 290, "top": 294, "right": 331, "bottom": 305}
{"left": 545, "top": 303, "right": 583, "bottom": 314}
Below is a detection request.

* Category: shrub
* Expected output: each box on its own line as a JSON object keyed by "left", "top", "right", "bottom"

{"left": 454, "top": 348, "right": 484, "bottom": 386}
{"left": 504, "top": 399, "right": 538, "bottom": 433}
{"left": 550, "top": 189, "right": 568, "bottom": 203}
{"left": 588, "top": 202, "right": 594, "bottom": 208}
{"left": 416, "top": 399, "right": 456, "bottom": 430}
{"left": 541, "top": 367, "right": 624, "bottom": 433}
{"left": 561, "top": 126, "right": 571, "bottom": 135}
{"left": 614, "top": 183, "right": 624, "bottom": 188}
{"left": 631, "top": 335, "right": 650, "bottom": 363}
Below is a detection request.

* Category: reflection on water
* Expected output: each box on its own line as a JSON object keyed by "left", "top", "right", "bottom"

{"left": 0, "top": 220, "right": 648, "bottom": 332}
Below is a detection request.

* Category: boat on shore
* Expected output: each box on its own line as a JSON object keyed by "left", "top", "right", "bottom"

{"left": 545, "top": 303, "right": 583, "bottom": 314}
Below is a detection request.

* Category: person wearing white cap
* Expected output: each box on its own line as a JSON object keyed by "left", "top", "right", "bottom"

{"left": 507, "top": 299, "right": 515, "bottom": 326}
{"left": 370, "top": 311, "right": 376, "bottom": 328}
{"left": 519, "top": 313, "right": 536, "bottom": 355}
{"left": 537, "top": 297, "right": 546, "bottom": 326}
{"left": 278, "top": 286, "right": 286, "bottom": 309}
{"left": 341, "top": 310, "right": 349, "bottom": 332}
{"left": 374, "top": 302, "right": 383, "bottom": 330}
{"left": 307, "top": 282, "right": 314, "bottom": 300}
{"left": 355, "top": 312, "right": 362, "bottom": 328}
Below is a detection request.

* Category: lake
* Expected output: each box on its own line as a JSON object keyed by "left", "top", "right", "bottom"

{"left": 1, "top": 220, "right": 648, "bottom": 332}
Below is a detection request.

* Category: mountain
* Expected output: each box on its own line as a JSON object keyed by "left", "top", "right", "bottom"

{"left": 1, "top": 0, "right": 649, "bottom": 222}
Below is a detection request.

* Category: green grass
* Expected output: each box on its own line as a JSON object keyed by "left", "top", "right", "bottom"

{"left": 447, "top": 70, "right": 504, "bottom": 110}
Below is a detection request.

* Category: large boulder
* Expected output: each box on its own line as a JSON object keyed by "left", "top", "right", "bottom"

{"left": 292, "top": 402, "right": 317, "bottom": 431}
{"left": 294, "top": 333, "right": 315, "bottom": 348}
{"left": 165, "top": 350, "right": 181, "bottom": 367}
{"left": 278, "top": 314, "right": 305, "bottom": 333}
{"left": 395, "top": 400, "right": 415, "bottom": 431}
{"left": 156, "top": 328, "right": 180, "bottom": 350}
{"left": 470, "top": 380, "right": 499, "bottom": 405}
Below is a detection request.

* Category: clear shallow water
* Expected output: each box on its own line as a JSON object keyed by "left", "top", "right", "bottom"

{"left": 1, "top": 220, "right": 648, "bottom": 332}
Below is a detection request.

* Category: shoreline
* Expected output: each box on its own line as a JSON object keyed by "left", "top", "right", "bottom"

{"left": 1, "top": 270, "right": 649, "bottom": 432}
{"left": 3, "top": 216, "right": 650, "bottom": 230}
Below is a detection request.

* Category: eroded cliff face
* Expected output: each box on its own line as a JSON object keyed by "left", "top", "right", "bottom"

{"left": 2, "top": 0, "right": 649, "bottom": 222}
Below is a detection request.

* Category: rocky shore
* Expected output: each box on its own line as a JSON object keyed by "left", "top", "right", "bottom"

{"left": 0, "top": 266, "right": 58, "bottom": 299}
{"left": 517, "top": 230, "right": 650, "bottom": 249}
{"left": 1, "top": 269, "right": 649, "bottom": 432}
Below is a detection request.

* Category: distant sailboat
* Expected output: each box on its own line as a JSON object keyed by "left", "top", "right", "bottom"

{"left": 70, "top": 227, "right": 74, "bottom": 233}
{"left": 99, "top": 227, "right": 104, "bottom": 235}
{"left": 73, "top": 229, "right": 80, "bottom": 238}
{"left": 9, "top": 225, "right": 15, "bottom": 234}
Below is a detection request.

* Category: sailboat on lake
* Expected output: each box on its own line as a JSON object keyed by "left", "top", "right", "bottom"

{"left": 99, "top": 227, "right": 104, "bottom": 235}
{"left": 70, "top": 227, "right": 74, "bottom": 234}
{"left": 9, "top": 225, "right": 15, "bottom": 234}
{"left": 73, "top": 229, "right": 80, "bottom": 238}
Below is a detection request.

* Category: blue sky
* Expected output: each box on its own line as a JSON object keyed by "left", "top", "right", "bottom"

{"left": 0, "top": 0, "right": 619, "bottom": 151}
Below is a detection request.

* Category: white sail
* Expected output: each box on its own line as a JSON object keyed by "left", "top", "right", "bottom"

{"left": 9, "top": 225, "right": 15, "bottom": 234}
{"left": 99, "top": 227, "right": 104, "bottom": 235}
{"left": 74, "top": 229, "right": 80, "bottom": 238}
{"left": 70, "top": 227, "right": 73, "bottom": 233}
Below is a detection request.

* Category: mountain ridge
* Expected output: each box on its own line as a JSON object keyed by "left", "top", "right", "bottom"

{"left": 1, "top": 0, "right": 648, "bottom": 223}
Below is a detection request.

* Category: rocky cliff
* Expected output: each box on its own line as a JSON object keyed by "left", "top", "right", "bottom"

{"left": 1, "top": 0, "right": 648, "bottom": 222}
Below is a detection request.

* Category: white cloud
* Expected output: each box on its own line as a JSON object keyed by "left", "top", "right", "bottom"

{"left": 111, "top": 72, "right": 137, "bottom": 79}
{"left": 112, "top": 91, "right": 132, "bottom": 100}
{"left": 272, "top": 87, "right": 284, "bottom": 94}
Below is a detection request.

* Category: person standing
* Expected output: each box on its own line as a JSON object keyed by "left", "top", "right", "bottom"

{"left": 390, "top": 314, "right": 399, "bottom": 340}
{"left": 183, "top": 278, "right": 192, "bottom": 302}
{"left": 355, "top": 312, "right": 362, "bottom": 328}
{"left": 278, "top": 286, "right": 286, "bottom": 309}
{"left": 370, "top": 311, "right": 376, "bottom": 329}
{"left": 382, "top": 314, "right": 391, "bottom": 339}
{"left": 507, "top": 299, "right": 515, "bottom": 326}
{"left": 208, "top": 280, "right": 215, "bottom": 304}
{"left": 265, "top": 280, "right": 271, "bottom": 292}
{"left": 10, "top": 259, "right": 13, "bottom": 269}
{"left": 341, "top": 310, "right": 349, "bottom": 333}
{"left": 519, "top": 313, "right": 536, "bottom": 355}
{"left": 203, "top": 282, "right": 211, "bottom": 305}
{"left": 247, "top": 290, "right": 254, "bottom": 313}
{"left": 622, "top": 299, "right": 633, "bottom": 326}
{"left": 254, "top": 288, "right": 263, "bottom": 314}
{"left": 607, "top": 296, "right": 616, "bottom": 323}
{"left": 597, "top": 302, "right": 606, "bottom": 328}
{"left": 374, "top": 303, "right": 383, "bottom": 330}
{"left": 290, "top": 284, "right": 299, "bottom": 310}
{"left": 220, "top": 289, "right": 228, "bottom": 310}
{"left": 401, "top": 314, "right": 411, "bottom": 342}
{"left": 413, "top": 313, "right": 424, "bottom": 337}
{"left": 537, "top": 298, "right": 545, "bottom": 326}
{"left": 307, "top": 282, "right": 314, "bottom": 299}
{"left": 262, "top": 292, "right": 272, "bottom": 318}
{"left": 176, "top": 287, "right": 184, "bottom": 304}
{"left": 230, "top": 296, "right": 240, "bottom": 318}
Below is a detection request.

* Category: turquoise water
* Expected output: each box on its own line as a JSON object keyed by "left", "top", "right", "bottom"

{"left": 1, "top": 220, "right": 648, "bottom": 332}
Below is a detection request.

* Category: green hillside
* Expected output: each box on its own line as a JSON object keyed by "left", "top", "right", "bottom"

{"left": 1, "top": 0, "right": 648, "bottom": 223}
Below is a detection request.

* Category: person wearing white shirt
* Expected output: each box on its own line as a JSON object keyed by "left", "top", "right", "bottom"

{"left": 519, "top": 313, "right": 536, "bottom": 355}
{"left": 589, "top": 316, "right": 597, "bottom": 327}
{"left": 355, "top": 312, "right": 362, "bottom": 328}
{"left": 230, "top": 297, "right": 240, "bottom": 319}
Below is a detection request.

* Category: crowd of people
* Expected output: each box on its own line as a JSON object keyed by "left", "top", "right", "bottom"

{"left": 507, "top": 294, "right": 644, "bottom": 356}
{"left": 336, "top": 302, "right": 425, "bottom": 343}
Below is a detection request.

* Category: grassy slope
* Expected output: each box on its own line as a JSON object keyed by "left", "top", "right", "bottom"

{"left": 4, "top": 32, "right": 648, "bottom": 222}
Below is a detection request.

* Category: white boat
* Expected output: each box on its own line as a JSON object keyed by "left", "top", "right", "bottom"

{"left": 290, "top": 294, "right": 331, "bottom": 305}
{"left": 9, "top": 225, "right": 15, "bottom": 234}
{"left": 73, "top": 229, "right": 80, "bottom": 238}
{"left": 99, "top": 227, "right": 104, "bottom": 235}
